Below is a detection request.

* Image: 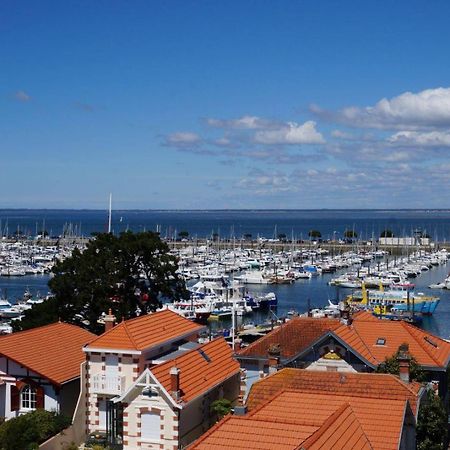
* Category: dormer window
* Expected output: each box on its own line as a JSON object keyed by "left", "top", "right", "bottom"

{"left": 376, "top": 338, "right": 386, "bottom": 346}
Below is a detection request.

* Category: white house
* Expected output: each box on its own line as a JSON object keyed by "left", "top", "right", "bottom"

{"left": 0, "top": 322, "right": 94, "bottom": 420}
{"left": 84, "top": 309, "right": 241, "bottom": 449}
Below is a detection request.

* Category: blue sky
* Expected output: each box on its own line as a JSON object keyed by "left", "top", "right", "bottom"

{"left": 2, "top": 0, "right": 450, "bottom": 209}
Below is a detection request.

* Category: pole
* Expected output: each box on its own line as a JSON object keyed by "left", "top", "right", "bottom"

{"left": 108, "top": 193, "right": 112, "bottom": 233}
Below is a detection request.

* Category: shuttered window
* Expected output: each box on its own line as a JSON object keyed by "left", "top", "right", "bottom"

{"left": 140, "top": 412, "right": 161, "bottom": 441}
{"left": 21, "top": 385, "right": 37, "bottom": 409}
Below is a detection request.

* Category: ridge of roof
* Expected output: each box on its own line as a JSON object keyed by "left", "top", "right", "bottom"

{"left": 237, "top": 317, "right": 340, "bottom": 358}
{"left": 0, "top": 320, "right": 89, "bottom": 340}
{"left": 86, "top": 309, "right": 204, "bottom": 351}
{"left": 0, "top": 322, "right": 95, "bottom": 386}
{"left": 151, "top": 337, "right": 240, "bottom": 403}
{"left": 338, "top": 322, "right": 379, "bottom": 364}
{"left": 298, "top": 403, "right": 372, "bottom": 450}
{"left": 121, "top": 320, "right": 138, "bottom": 350}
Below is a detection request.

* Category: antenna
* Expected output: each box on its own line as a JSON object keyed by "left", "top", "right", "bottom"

{"left": 108, "top": 193, "right": 112, "bottom": 233}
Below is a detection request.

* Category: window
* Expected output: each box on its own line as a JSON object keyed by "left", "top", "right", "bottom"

{"left": 141, "top": 412, "right": 161, "bottom": 441}
{"left": 375, "top": 338, "right": 386, "bottom": 346}
{"left": 21, "top": 385, "right": 37, "bottom": 410}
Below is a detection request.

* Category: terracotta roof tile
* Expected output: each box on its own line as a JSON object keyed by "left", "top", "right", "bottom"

{"left": 191, "top": 389, "right": 405, "bottom": 450}
{"left": 334, "top": 318, "right": 450, "bottom": 368}
{"left": 151, "top": 337, "right": 240, "bottom": 403}
{"left": 253, "top": 390, "right": 406, "bottom": 450}
{"left": 86, "top": 310, "right": 204, "bottom": 351}
{"left": 190, "top": 415, "right": 318, "bottom": 450}
{"left": 300, "top": 403, "right": 373, "bottom": 450}
{"left": 247, "top": 368, "right": 423, "bottom": 415}
{"left": 237, "top": 317, "right": 340, "bottom": 360}
{"left": 0, "top": 322, "right": 95, "bottom": 386}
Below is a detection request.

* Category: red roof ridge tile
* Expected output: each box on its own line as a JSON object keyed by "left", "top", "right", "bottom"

{"left": 151, "top": 337, "right": 240, "bottom": 403}
{"left": 334, "top": 323, "right": 378, "bottom": 364}
{"left": 298, "top": 403, "right": 373, "bottom": 450}
{"left": 0, "top": 320, "right": 89, "bottom": 341}
{"left": 121, "top": 320, "right": 138, "bottom": 350}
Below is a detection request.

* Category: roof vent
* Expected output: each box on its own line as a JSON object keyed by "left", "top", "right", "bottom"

{"left": 424, "top": 336, "right": 438, "bottom": 348}
{"left": 198, "top": 349, "right": 211, "bottom": 363}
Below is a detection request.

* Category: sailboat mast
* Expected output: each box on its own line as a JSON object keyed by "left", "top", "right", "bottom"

{"left": 108, "top": 193, "right": 112, "bottom": 233}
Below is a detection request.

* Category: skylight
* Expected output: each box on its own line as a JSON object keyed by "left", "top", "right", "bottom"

{"left": 376, "top": 338, "right": 386, "bottom": 346}
{"left": 198, "top": 349, "right": 212, "bottom": 363}
{"left": 424, "top": 336, "right": 438, "bottom": 348}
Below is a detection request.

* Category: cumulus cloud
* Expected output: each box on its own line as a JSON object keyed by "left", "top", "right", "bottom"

{"left": 15, "top": 90, "right": 31, "bottom": 102}
{"left": 205, "top": 115, "right": 274, "bottom": 129}
{"left": 388, "top": 130, "right": 450, "bottom": 147}
{"left": 165, "top": 132, "right": 202, "bottom": 147}
{"left": 254, "top": 121, "right": 325, "bottom": 145}
{"left": 312, "top": 87, "right": 450, "bottom": 130}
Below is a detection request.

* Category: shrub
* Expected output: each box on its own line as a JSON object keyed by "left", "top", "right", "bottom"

{"left": 0, "top": 409, "right": 71, "bottom": 450}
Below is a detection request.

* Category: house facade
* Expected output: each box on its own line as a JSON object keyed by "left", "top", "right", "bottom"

{"left": 84, "top": 310, "right": 241, "bottom": 449}
{"left": 0, "top": 322, "right": 94, "bottom": 420}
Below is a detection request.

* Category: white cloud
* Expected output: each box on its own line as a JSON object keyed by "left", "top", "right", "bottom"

{"left": 254, "top": 121, "right": 325, "bottom": 145}
{"left": 313, "top": 87, "right": 450, "bottom": 130}
{"left": 388, "top": 130, "right": 450, "bottom": 147}
{"left": 165, "top": 132, "right": 202, "bottom": 147}
{"left": 15, "top": 90, "right": 31, "bottom": 102}
{"left": 206, "top": 115, "right": 272, "bottom": 129}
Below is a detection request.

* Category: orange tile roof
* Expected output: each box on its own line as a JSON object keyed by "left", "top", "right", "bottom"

{"left": 300, "top": 403, "right": 373, "bottom": 450}
{"left": 151, "top": 337, "right": 240, "bottom": 403}
{"left": 333, "top": 318, "right": 450, "bottom": 368}
{"left": 191, "top": 389, "right": 404, "bottom": 450}
{"left": 190, "top": 415, "right": 317, "bottom": 450}
{"left": 253, "top": 390, "right": 406, "bottom": 450}
{"left": 0, "top": 322, "right": 95, "bottom": 386}
{"left": 246, "top": 368, "right": 423, "bottom": 415}
{"left": 237, "top": 317, "right": 340, "bottom": 359}
{"left": 86, "top": 310, "right": 204, "bottom": 351}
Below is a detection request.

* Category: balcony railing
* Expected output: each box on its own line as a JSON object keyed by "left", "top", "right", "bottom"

{"left": 92, "top": 374, "right": 126, "bottom": 395}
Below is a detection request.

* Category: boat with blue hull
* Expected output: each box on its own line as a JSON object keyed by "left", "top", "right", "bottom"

{"left": 347, "top": 284, "right": 440, "bottom": 315}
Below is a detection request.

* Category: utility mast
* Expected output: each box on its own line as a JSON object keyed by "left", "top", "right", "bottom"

{"left": 108, "top": 193, "right": 112, "bottom": 233}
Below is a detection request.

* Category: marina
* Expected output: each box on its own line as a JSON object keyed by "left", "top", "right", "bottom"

{"left": 2, "top": 239, "right": 450, "bottom": 340}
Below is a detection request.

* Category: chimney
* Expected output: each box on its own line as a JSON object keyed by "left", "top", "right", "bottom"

{"left": 104, "top": 309, "right": 116, "bottom": 332}
{"left": 397, "top": 343, "right": 411, "bottom": 383}
{"left": 170, "top": 367, "right": 181, "bottom": 401}
{"left": 267, "top": 343, "right": 281, "bottom": 374}
{"left": 233, "top": 337, "right": 242, "bottom": 353}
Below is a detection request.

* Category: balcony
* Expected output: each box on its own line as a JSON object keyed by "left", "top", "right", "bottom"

{"left": 92, "top": 374, "right": 126, "bottom": 395}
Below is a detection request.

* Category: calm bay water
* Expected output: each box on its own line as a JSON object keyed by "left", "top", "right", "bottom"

{"left": 1, "top": 209, "right": 450, "bottom": 241}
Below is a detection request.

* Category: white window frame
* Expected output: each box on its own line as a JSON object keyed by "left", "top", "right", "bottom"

{"left": 21, "top": 385, "right": 37, "bottom": 410}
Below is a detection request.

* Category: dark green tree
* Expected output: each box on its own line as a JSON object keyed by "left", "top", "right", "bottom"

{"left": 380, "top": 229, "right": 394, "bottom": 238}
{"left": 308, "top": 230, "right": 322, "bottom": 238}
{"left": 375, "top": 344, "right": 425, "bottom": 382}
{"left": 178, "top": 230, "right": 189, "bottom": 239}
{"left": 343, "top": 229, "right": 358, "bottom": 239}
{"left": 417, "top": 389, "right": 448, "bottom": 450}
{"left": 277, "top": 233, "right": 287, "bottom": 242}
{"left": 210, "top": 398, "right": 232, "bottom": 421}
{"left": 0, "top": 409, "right": 70, "bottom": 450}
{"left": 14, "top": 232, "right": 188, "bottom": 334}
